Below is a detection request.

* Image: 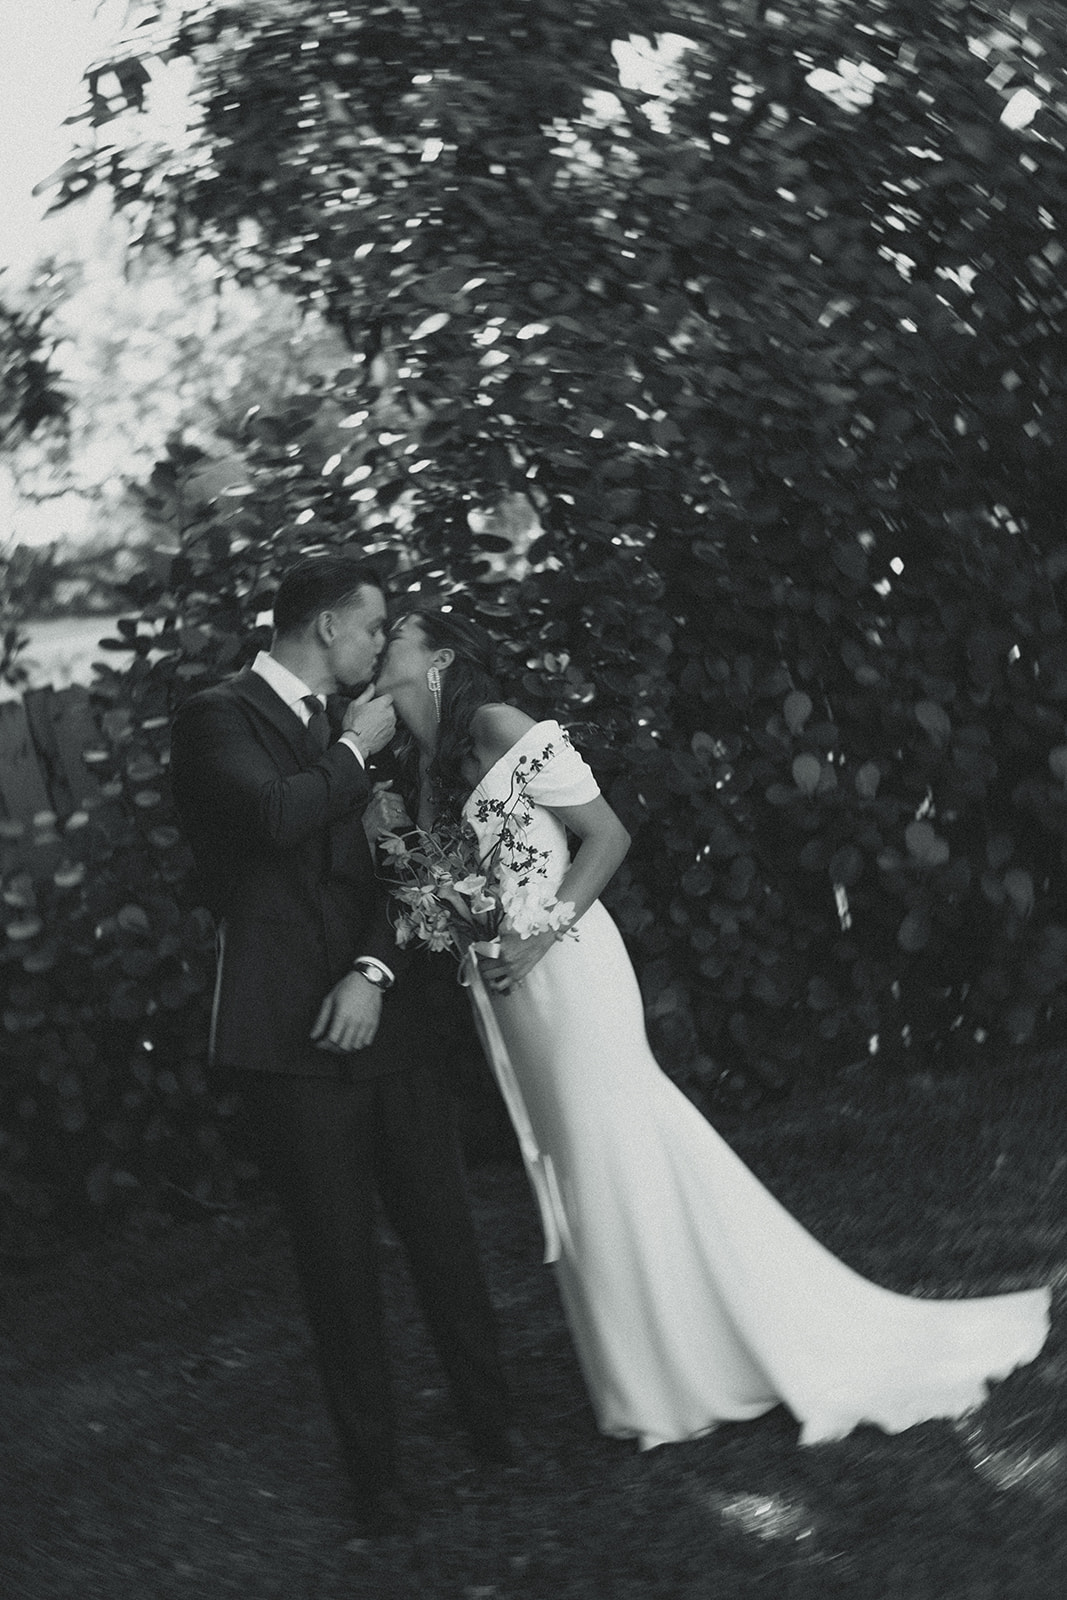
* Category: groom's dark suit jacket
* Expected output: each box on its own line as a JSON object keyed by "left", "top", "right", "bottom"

{"left": 170, "top": 668, "right": 414, "bottom": 1079}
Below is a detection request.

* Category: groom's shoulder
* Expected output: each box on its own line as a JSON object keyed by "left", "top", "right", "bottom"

{"left": 172, "top": 669, "right": 253, "bottom": 724}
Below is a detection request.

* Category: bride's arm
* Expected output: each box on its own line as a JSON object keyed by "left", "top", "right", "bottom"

{"left": 544, "top": 795, "right": 632, "bottom": 926}
{"left": 485, "top": 794, "right": 631, "bottom": 989}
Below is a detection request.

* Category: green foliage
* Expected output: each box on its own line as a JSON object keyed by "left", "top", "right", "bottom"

{"left": 0, "top": 675, "right": 230, "bottom": 1246}
{"left": 1, "top": 295, "right": 71, "bottom": 684}
{"left": 22, "top": 0, "right": 1067, "bottom": 1155}
{"left": 0, "top": 296, "right": 68, "bottom": 447}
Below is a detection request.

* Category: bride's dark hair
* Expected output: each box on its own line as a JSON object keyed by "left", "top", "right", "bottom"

{"left": 396, "top": 604, "right": 503, "bottom": 819}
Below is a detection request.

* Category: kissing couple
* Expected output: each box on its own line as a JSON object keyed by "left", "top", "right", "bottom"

{"left": 171, "top": 553, "right": 1050, "bottom": 1537}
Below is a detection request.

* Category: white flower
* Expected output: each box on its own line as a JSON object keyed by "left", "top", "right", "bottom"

{"left": 453, "top": 874, "right": 488, "bottom": 897}
{"left": 499, "top": 870, "right": 574, "bottom": 939}
{"left": 380, "top": 833, "right": 410, "bottom": 859}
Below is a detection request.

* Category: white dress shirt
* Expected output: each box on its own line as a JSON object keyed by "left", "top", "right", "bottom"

{"left": 250, "top": 650, "right": 394, "bottom": 986}
{"left": 250, "top": 650, "right": 365, "bottom": 765}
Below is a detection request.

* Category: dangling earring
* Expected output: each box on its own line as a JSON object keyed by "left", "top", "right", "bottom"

{"left": 427, "top": 665, "right": 442, "bottom": 720}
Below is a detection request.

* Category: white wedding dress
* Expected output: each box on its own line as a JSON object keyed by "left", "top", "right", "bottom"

{"left": 462, "top": 720, "right": 1051, "bottom": 1449}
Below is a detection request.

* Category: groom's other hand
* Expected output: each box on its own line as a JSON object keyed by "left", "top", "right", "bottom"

{"left": 311, "top": 971, "right": 383, "bottom": 1052}
{"left": 342, "top": 685, "right": 397, "bottom": 757}
{"left": 363, "top": 783, "right": 414, "bottom": 846}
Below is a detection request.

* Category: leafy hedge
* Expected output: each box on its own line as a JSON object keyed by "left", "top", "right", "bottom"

{"left": 0, "top": 671, "right": 227, "bottom": 1250}
{"left": 8, "top": 0, "right": 1067, "bottom": 1237}
{"left": 7, "top": 402, "right": 1067, "bottom": 1246}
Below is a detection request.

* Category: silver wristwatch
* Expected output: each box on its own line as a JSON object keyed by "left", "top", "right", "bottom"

{"left": 352, "top": 958, "right": 395, "bottom": 991}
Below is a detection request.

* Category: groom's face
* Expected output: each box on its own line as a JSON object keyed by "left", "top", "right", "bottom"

{"left": 326, "top": 584, "right": 388, "bottom": 691}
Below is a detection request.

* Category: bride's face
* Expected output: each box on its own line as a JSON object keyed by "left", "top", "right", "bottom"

{"left": 375, "top": 614, "right": 434, "bottom": 695}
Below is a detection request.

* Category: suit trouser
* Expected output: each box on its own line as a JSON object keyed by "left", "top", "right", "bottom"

{"left": 235, "top": 1062, "right": 509, "bottom": 1492}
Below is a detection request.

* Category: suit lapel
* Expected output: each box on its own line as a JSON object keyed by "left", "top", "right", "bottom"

{"left": 225, "top": 668, "right": 361, "bottom": 883}
{"left": 228, "top": 667, "right": 309, "bottom": 767}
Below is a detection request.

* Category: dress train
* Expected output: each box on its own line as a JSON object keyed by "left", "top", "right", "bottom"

{"left": 463, "top": 721, "right": 1051, "bottom": 1447}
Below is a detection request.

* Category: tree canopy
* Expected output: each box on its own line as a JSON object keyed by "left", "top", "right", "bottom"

{"left": 34, "top": 0, "right": 1067, "bottom": 1096}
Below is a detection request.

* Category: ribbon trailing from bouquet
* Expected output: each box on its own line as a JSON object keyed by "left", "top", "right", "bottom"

{"left": 459, "top": 942, "right": 572, "bottom": 1265}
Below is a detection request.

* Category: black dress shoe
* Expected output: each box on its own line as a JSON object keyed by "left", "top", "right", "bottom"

{"left": 349, "top": 1485, "right": 411, "bottom": 1539}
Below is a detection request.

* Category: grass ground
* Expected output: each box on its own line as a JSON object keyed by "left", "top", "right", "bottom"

{"left": 1, "top": 1062, "right": 1064, "bottom": 1600}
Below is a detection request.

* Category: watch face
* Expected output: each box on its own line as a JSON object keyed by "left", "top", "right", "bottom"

{"left": 356, "top": 963, "right": 390, "bottom": 988}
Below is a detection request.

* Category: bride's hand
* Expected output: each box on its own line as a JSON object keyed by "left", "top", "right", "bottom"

{"left": 481, "top": 927, "right": 557, "bottom": 995}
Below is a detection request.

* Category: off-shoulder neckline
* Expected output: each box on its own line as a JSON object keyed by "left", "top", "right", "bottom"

{"left": 464, "top": 717, "right": 565, "bottom": 804}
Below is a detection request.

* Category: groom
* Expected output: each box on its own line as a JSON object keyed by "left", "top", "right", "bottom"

{"left": 169, "top": 554, "right": 510, "bottom": 1535}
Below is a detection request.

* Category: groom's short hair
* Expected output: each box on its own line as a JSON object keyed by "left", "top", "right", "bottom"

{"left": 272, "top": 554, "right": 384, "bottom": 638}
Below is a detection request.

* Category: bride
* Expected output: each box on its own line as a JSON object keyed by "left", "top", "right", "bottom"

{"left": 373, "top": 605, "right": 1051, "bottom": 1449}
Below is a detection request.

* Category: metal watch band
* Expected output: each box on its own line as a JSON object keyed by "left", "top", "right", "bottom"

{"left": 352, "top": 959, "right": 394, "bottom": 990}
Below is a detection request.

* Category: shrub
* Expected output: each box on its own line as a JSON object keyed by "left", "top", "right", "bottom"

{"left": 0, "top": 767, "right": 223, "bottom": 1250}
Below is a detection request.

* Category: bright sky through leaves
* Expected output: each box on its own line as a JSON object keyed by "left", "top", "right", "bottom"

{"left": 0, "top": 1, "right": 133, "bottom": 278}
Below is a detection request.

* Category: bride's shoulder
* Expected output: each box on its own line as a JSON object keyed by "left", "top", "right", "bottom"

{"left": 465, "top": 708, "right": 570, "bottom": 797}
{"left": 470, "top": 703, "right": 540, "bottom": 767}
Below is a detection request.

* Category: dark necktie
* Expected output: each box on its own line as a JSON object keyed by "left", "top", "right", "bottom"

{"left": 302, "top": 695, "right": 330, "bottom": 757}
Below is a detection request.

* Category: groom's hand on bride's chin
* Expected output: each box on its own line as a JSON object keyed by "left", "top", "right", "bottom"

{"left": 342, "top": 686, "right": 396, "bottom": 757}
{"left": 311, "top": 972, "right": 383, "bottom": 1052}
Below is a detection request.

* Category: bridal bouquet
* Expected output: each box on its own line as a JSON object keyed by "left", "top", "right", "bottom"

{"left": 377, "top": 750, "right": 575, "bottom": 960}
